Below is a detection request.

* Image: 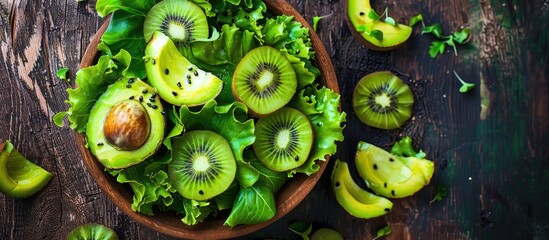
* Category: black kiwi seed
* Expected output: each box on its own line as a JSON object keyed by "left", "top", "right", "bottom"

{"left": 359, "top": 12, "right": 365, "bottom": 16}
{"left": 187, "top": 79, "right": 192, "bottom": 84}
{"left": 151, "top": 59, "right": 156, "bottom": 65}
{"left": 194, "top": 70, "right": 198, "bottom": 76}
{"left": 187, "top": 74, "right": 191, "bottom": 80}
{"left": 384, "top": 182, "right": 387, "bottom": 188}
{"left": 389, "top": 158, "right": 394, "bottom": 162}
{"left": 177, "top": 82, "right": 182, "bottom": 88}
{"left": 373, "top": 164, "right": 378, "bottom": 170}
{"left": 129, "top": 96, "right": 135, "bottom": 100}
{"left": 164, "top": 69, "right": 169, "bottom": 75}
{"left": 142, "top": 89, "right": 148, "bottom": 94}
{"left": 126, "top": 84, "right": 131, "bottom": 88}
{"left": 391, "top": 190, "right": 395, "bottom": 196}
{"left": 172, "top": 91, "right": 178, "bottom": 96}
{"left": 149, "top": 97, "right": 155, "bottom": 102}
{"left": 128, "top": 78, "right": 134, "bottom": 83}
{"left": 188, "top": 66, "right": 193, "bottom": 71}
{"left": 139, "top": 96, "right": 143, "bottom": 102}
{"left": 199, "top": 190, "right": 204, "bottom": 195}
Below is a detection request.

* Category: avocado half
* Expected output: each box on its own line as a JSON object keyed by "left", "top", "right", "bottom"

{"left": 346, "top": 0, "right": 412, "bottom": 50}
{"left": 144, "top": 31, "right": 223, "bottom": 106}
{"left": 354, "top": 142, "right": 434, "bottom": 198}
{"left": 331, "top": 159, "right": 393, "bottom": 219}
{"left": 87, "top": 78, "right": 165, "bottom": 169}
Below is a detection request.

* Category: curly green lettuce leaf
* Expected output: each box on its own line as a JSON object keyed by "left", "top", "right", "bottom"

{"left": 191, "top": 24, "right": 258, "bottom": 66}
{"left": 53, "top": 44, "right": 131, "bottom": 132}
{"left": 246, "top": 150, "right": 288, "bottom": 193}
{"left": 182, "top": 198, "right": 213, "bottom": 225}
{"left": 217, "top": 6, "right": 266, "bottom": 37}
{"left": 288, "top": 84, "right": 346, "bottom": 176}
{"left": 224, "top": 186, "right": 276, "bottom": 227}
{"left": 174, "top": 100, "right": 259, "bottom": 188}
{"left": 108, "top": 154, "right": 175, "bottom": 215}
{"left": 100, "top": 11, "right": 147, "bottom": 78}
{"left": 390, "top": 137, "right": 427, "bottom": 159}
{"left": 96, "top": 0, "right": 156, "bottom": 17}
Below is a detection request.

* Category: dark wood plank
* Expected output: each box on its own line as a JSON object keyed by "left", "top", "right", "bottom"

{"left": 1, "top": 0, "right": 548, "bottom": 239}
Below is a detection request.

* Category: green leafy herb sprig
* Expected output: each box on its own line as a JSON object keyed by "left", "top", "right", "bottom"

{"left": 312, "top": 14, "right": 332, "bottom": 32}
{"left": 356, "top": 8, "right": 399, "bottom": 41}
{"left": 409, "top": 14, "right": 471, "bottom": 58}
{"left": 430, "top": 184, "right": 448, "bottom": 203}
{"left": 453, "top": 70, "right": 475, "bottom": 93}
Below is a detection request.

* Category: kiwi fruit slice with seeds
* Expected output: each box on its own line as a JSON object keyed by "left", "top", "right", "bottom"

{"left": 352, "top": 71, "right": 414, "bottom": 130}
{"left": 232, "top": 46, "right": 297, "bottom": 116}
{"left": 66, "top": 223, "right": 119, "bottom": 240}
{"left": 253, "top": 107, "right": 313, "bottom": 172}
{"left": 143, "top": 0, "right": 209, "bottom": 44}
{"left": 168, "top": 130, "right": 237, "bottom": 201}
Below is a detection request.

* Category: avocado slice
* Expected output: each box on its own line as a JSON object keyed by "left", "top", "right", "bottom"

{"left": 87, "top": 78, "right": 165, "bottom": 169}
{"left": 0, "top": 140, "right": 52, "bottom": 198}
{"left": 347, "top": 0, "right": 412, "bottom": 50}
{"left": 332, "top": 159, "right": 393, "bottom": 219}
{"left": 354, "top": 142, "right": 434, "bottom": 198}
{"left": 145, "top": 31, "right": 223, "bottom": 106}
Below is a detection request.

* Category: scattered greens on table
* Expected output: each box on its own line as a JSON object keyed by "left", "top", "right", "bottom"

{"left": 54, "top": 0, "right": 345, "bottom": 227}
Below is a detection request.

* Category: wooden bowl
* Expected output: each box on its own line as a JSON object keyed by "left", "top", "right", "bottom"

{"left": 79, "top": 1, "right": 339, "bottom": 239}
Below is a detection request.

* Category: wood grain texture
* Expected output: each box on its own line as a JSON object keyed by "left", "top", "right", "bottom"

{"left": 1, "top": 0, "right": 548, "bottom": 239}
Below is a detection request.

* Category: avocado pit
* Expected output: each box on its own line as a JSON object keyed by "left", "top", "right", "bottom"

{"left": 104, "top": 100, "right": 151, "bottom": 151}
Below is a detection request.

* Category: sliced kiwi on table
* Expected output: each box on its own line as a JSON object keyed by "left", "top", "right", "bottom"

{"left": 168, "top": 130, "right": 237, "bottom": 201}
{"left": 253, "top": 107, "right": 313, "bottom": 172}
{"left": 352, "top": 71, "right": 414, "bottom": 130}
{"left": 232, "top": 46, "right": 297, "bottom": 116}
{"left": 66, "top": 223, "right": 118, "bottom": 240}
{"left": 143, "top": 0, "right": 209, "bottom": 44}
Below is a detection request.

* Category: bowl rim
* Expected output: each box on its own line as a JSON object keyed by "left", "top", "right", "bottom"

{"left": 78, "top": 1, "right": 339, "bottom": 239}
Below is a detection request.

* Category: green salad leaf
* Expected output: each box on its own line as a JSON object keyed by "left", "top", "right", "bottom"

{"left": 100, "top": 11, "right": 147, "bottom": 78}
{"left": 390, "top": 136, "right": 426, "bottom": 158}
{"left": 224, "top": 186, "right": 276, "bottom": 227}
{"left": 96, "top": 0, "right": 156, "bottom": 17}
{"left": 173, "top": 100, "right": 259, "bottom": 187}
{"left": 53, "top": 44, "right": 131, "bottom": 132}
{"left": 246, "top": 150, "right": 288, "bottom": 193}
{"left": 56, "top": 67, "right": 69, "bottom": 82}
{"left": 288, "top": 84, "right": 346, "bottom": 176}
{"left": 182, "top": 198, "right": 213, "bottom": 225}
{"left": 213, "top": 180, "right": 240, "bottom": 210}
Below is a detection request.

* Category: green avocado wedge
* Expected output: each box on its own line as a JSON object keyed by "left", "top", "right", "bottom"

{"left": 87, "top": 78, "right": 165, "bottom": 169}
{"left": 145, "top": 32, "right": 223, "bottom": 106}
{"left": 346, "top": 0, "right": 412, "bottom": 50}
{"left": 354, "top": 141, "right": 434, "bottom": 198}
{"left": 332, "top": 159, "right": 393, "bottom": 219}
{"left": 0, "top": 140, "right": 52, "bottom": 198}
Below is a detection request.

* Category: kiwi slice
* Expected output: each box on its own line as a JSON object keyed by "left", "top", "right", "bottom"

{"left": 253, "top": 107, "right": 313, "bottom": 172}
{"left": 232, "top": 46, "right": 297, "bottom": 116}
{"left": 352, "top": 71, "right": 414, "bottom": 130}
{"left": 168, "top": 130, "right": 237, "bottom": 201}
{"left": 66, "top": 223, "right": 118, "bottom": 240}
{"left": 143, "top": 0, "right": 209, "bottom": 44}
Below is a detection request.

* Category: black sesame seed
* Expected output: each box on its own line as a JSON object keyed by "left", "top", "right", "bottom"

{"left": 391, "top": 190, "right": 395, "bottom": 196}
{"left": 335, "top": 182, "right": 340, "bottom": 187}
{"left": 172, "top": 91, "right": 178, "bottom": 96}
{"left": 164, "top": 69, "right": 169, "bottom": 75}
{"left": 126, "top": 84, "right": 131, "bottom": 88}
{"left": 142, "top": 89, "right": 148, "bottom": 94}
{"left": 359, "top": 12, "right": 365, "bottom": 16}
{"left": 129, "top": 96, "right": 135, "bottom": 100}
{"left": 97, "top": 142, "right": 104, "bottom": 146}
{"left": 384, "top": 208, "right": 390, "bottom": 212}
{"left": 139, "top": 96, "right": 143, "bottom": 102}
{"left": 151, "top": 59, "right": 156, "bottom": 65}
{"left": 199, "top": 190, "right": 204, "bottom": 195}
{"left": 194, "top": 70, "right": 198, "bottom": 76}
{"left": 373, "top": 164, "right": 378, "bottom": 170}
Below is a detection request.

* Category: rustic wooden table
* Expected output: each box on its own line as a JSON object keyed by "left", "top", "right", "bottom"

{"left": 1, "top": 0, "right": 548, "bottom": 239}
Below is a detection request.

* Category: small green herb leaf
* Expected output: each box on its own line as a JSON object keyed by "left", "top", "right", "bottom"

{"left": 422, "top": 23, "right": 444, "bottom": 38}
{"left": 312, "top": 14, "right": 331, "bottom": 32}
{"left": 428, "top": 41, "right": 445, "bottom": 58}
{"left": 370, "top": 30, "right": 383, "bottom": 41}
{"left": 384, "top": 16, "right": 397, "bottom": 26}
{"left": 453, "top": 70, "right": 476, "bottom": 93}
{"left": 409, "top": 14, "right": 423, "bottom": 27}
{"left": 445, "top": 36, "right": 458, "bottom": 56}
{"left": 368, "top": 9, "right": 381, "bottom": 21}
{"left": 453, "top": 28, "right": 471, "bottom": 44}
{"left": 56, "top": 67, "right": 69, "bottom": 82}
{"left": 373, "top": 225, "right": 391, "bottom": 240}
{"left": 288, "top": 220, "right": 313, "bottom": 240}
{"left": 356, "top": 25, "right": 367, "bottom": 33}
{"left": 430, "top": 185, "right": 448, "bottom": 203}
